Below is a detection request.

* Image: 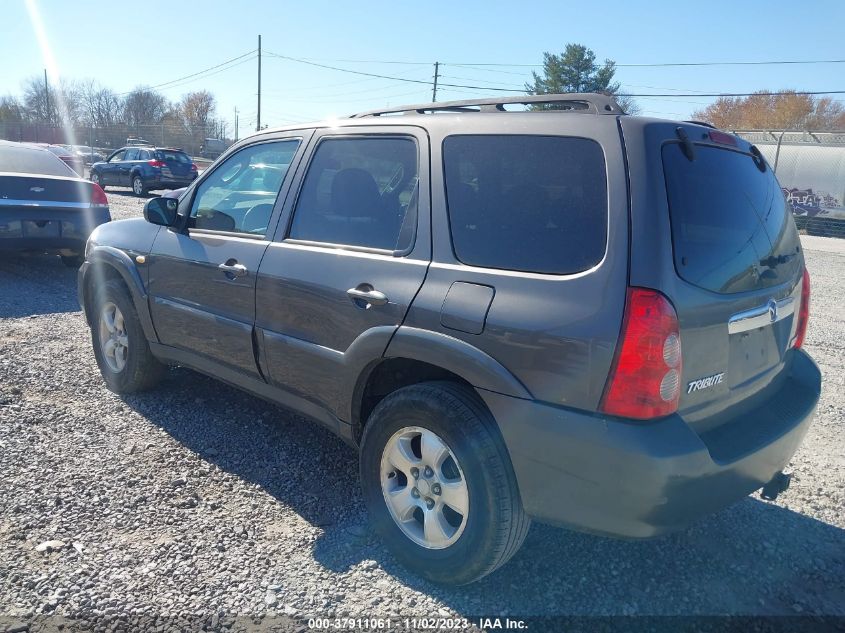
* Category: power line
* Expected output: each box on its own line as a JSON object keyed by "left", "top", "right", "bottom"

{"left": 440, "top": 58, "right": 845, "bottom": 68}
{"left": 264, "top": 52, "right": 845, "bottom": 98}
{"left": 115, "top": 50, "right": 256, "bottom": 96}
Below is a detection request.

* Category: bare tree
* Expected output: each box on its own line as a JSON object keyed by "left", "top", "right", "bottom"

{"left": 77, "top": 80, "right": 123, "bottom": 127}
{"left": 0, "top": 95, "right": 24, "bottom": 122}
{"left": 180, "top": 90, "right": 216, "bottom": 133}
{"left": 122, "top": 87, "right": 168, "bottom": 127}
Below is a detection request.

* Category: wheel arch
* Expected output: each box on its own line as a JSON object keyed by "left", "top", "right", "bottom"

{"left": 351, "top": 327, "right": 532, "bottom": 444}
{"left": 81, "top": 247, "right": 158, "bottom": 342}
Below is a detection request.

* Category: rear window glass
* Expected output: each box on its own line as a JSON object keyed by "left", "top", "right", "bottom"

{"left": 0, "top": 145, "right": 75, "bottom": 177}
{"left": 663, "top": 143, "right": 800, "bottom": 294}
{"left": 156, "top": 150, "right": 190, "bottom": 163}
{"left": 443, "top": 135, "right": 608, "bottom": 274}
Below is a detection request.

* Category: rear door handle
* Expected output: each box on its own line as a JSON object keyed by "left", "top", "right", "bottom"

{"left": 347, "top": 286, "right": 389, "bottom": 307}
{"left": 218, "top": 260, "right": 248, "bottom": 278}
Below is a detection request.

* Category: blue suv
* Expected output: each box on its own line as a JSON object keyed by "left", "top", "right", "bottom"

{"left": 90, "top": 146, "right": 197, "bottom": 195}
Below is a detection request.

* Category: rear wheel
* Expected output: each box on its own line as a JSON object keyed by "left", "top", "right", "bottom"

{"left": 90, "top": 171, "right": 103, "bottom": 189}
{"left": 360, "top": 382, "right": 530, "bottom": 585}
{"left": 90, "top": 279, "right": 164, "bottom": 392}
{"left": 132, "top": 175, "right": 146, "bottom": 196}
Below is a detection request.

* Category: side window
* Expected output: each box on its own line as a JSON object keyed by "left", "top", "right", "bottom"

{"left": 108, "top": 150, "right": 126, "bottom": 162}
{"left": 138, "top": 150, "right": 151, "bottom": 160}
{"left": 124, "top": 148, "right": 139, "bottom": 161}
{"left": 189, "top": 139, "right": 300, "bottom": 236}
{"left": 443, "top": 135, "right": 607, "bottom": 274}
{"left": 289, "top": 136, "right": 418, "bottom": 251}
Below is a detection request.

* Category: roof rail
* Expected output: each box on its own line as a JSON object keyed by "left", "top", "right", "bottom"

{"left": 349, "top": 93, "right": 625, "bottom": 118}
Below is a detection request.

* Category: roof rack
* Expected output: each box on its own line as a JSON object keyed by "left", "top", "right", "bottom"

{"left": 349, "top": 93, "right": 624, "bottom": 118}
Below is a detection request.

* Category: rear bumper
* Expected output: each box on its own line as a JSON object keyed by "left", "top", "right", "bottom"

{"left": 0, "top": 208, "right": 110, "bottom": 254}
{"left": 481, "top": 349, "right": 821, "bottom": 538}
{"left": 147, "top": 174, "right": 196, "bottom": 190}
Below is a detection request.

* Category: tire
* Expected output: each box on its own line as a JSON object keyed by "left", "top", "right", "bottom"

{"left": 90, "top": 171, "right": 104, "bottom": 189}
{"left": 90, "top": 279, "right": 165, "bottom": 393}
{"left": 61, "top": 255, "right": 84, "bottom": 268}
{"left": 360, "top": 381, "right": 530, "bottom": 585}
{"left": 131, "top": 175, "right": 146, "bottom": 196}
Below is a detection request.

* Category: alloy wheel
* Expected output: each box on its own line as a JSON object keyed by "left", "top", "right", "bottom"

{"left": 98, "top": 301, "right": 128, "bottom": 372}
{"left": 380, "top": 426, "right": 469, "bottom": 549}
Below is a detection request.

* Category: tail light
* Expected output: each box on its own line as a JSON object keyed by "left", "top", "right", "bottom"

{"left": 90, "top": 183, "right": 108, "bottom": 208}
{"left": 793, "top": 268, "right": 811, "bottom": 349}
{"left": 600, "top": 288, "right": 682, "bottom": 420}
{"left": 190, "top": 163, "right": 198, "bottom": 171}
{"left": 148, "top": 159, "right": 166, "bottom": 168}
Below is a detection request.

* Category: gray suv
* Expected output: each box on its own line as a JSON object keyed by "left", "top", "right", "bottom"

{"left": 78, "top": 94, "right": 821, "bottom": 585}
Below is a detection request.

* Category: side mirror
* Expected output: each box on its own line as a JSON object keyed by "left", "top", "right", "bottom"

{"left": 144, "top": 197, "right": 179, "bottom": 227}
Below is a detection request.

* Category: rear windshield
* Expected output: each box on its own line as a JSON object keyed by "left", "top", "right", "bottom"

{"left": 0, "top": 145, "right": 75, "bottom": 177}
{"left": 443, "top": 135, "right": 607, "bottom": 274}
{"left": 663, "top": 143, "right": 800, "bottom": 294}
{"left": 156, "top": 150, "right": 190, "bottom": 163}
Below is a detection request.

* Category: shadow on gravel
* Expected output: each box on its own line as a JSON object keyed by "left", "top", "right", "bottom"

{"left": 121, "top": 368, "right": 845, "bottom": 616}
{"left": 103, "top": 188, "right": 156, "bottom": 199}
{"left": 0, "top": 253, "right": 80, "bottom": 317}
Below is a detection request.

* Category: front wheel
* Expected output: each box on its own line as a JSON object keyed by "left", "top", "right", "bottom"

{"left": 90, "top": 279, "right": 165, "bottom": 392}
{"left": 132, "top": 175, "right": 146, "bottom": 196}
{"left": 360, "top": 382, "right": 530, "bottom": 585}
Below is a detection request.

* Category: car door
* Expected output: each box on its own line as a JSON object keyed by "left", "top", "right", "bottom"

{"left": 147, "top": 132, "right": 312, "bottom": 377}
{"left": 120, "top": 148, "right": 139, "bottom": 185}
{"left": 101, "top": 149, "right": 125, "bottom": 185}
{"left": 255, "top": 127, "right": 431, "bottom": 420}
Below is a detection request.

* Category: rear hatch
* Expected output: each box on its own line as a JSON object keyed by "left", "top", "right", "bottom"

{"left": 626, "top": 121, "right": 806, "bottom": 436}
{"left": 155, "top": 149, "right": 193, "bottom": 181}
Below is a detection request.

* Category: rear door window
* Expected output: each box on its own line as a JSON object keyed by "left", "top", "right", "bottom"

{"left": 288, "top": 136, "right": 419, "bottom": 251}
{"left": 443, "top": 135, "right": 608, "bottom": 274}
{"left": 662, "top": 143, "right": 800, "bottom": 294}
{"left": 124, "top": 148, "right": 139, "bottom": 161}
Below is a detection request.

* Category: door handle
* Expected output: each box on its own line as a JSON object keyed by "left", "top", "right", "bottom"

{"left": 218, "top": 260, "right": 248, "bottom": 278}
{"left": 347, "top": 286, "right": 389, "bottom": 307}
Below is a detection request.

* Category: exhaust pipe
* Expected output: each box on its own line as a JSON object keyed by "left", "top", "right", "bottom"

{"left": 760, "top": 471, "right": 791, "bottom": 501}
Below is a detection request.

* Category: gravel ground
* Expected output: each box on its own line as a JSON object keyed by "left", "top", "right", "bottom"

{"left": 1, "top": 191, "right": 843, "bottom": 629}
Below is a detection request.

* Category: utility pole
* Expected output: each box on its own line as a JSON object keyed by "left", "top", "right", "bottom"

{"left": 432, "top": 61, "right": 440, "bottom": 102}
{"left": 256, "top": 35, "right": 262, "bottom": 131}
{"left": 234, "top": 107, "right": 239, "bottom": 142}
{"left": 43, "top": 69, "right": 50, "bottom": 124}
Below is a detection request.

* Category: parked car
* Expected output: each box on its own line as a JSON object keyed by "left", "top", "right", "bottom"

{"left": 77, "top": 94, "right": 820, "bottom": 585}
{"left": 24, "top": 143, "right": 85, "bottom": 177}
{"left": 72, "top": 145, "right": 105, "bottom": 165}
{"left": 125, "top": 137, "right": 151, "bottom": 146}
{"left": 89, "top": 146, "right": 198, "bottom": 195}
{"left": 0, "top": 140, "right": 110, "bottom": 267}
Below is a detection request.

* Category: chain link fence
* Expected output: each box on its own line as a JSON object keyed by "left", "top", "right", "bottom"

{"left": 734, "top": 130, "right": 845, "bottom": 239}
{"left": 0, "top": 121, "right": 230, "bottom": 160}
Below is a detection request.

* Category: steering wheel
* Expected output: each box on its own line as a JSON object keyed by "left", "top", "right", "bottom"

{"left": 242, "top": 203, "right": 274, "bottom": 235}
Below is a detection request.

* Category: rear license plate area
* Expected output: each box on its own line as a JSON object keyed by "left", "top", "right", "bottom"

{"left": 22, "top": 220, "right": 60, "bottom": 238}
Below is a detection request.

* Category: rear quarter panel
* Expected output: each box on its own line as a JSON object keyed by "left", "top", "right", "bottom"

{"left": 396, "top": 115, "right": 630, "bottom": 411}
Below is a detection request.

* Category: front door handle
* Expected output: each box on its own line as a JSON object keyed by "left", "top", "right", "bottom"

{"left": 218, "top": 260, "right": 248, "bottom": 279}
{"left": 347, "top": 286, "right": 389, "bottom": 307}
